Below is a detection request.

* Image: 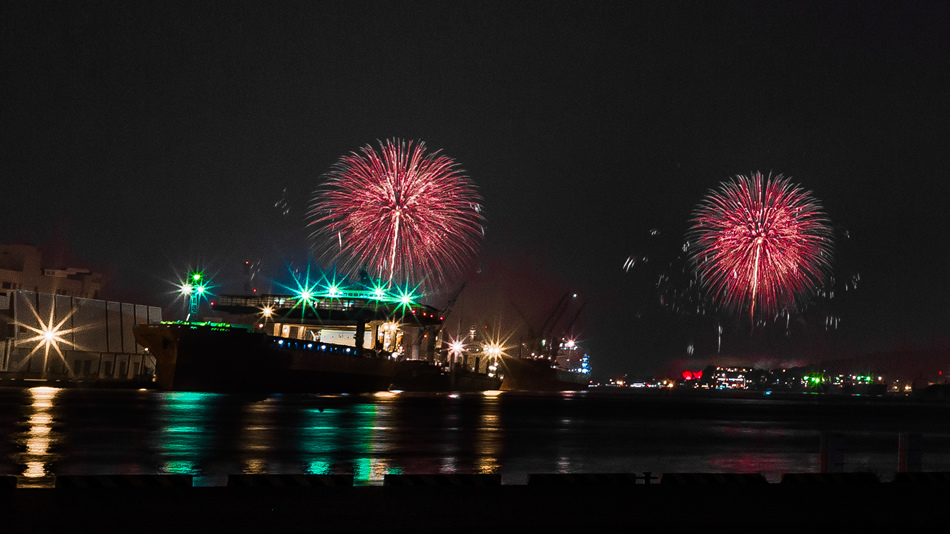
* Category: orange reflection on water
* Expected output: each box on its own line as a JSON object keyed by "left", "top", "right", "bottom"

{"left": 19, "top": 387, "right": 60, "bottom": 487}
{"left": 474, "top": 394, "right": 502, "bottom": 475}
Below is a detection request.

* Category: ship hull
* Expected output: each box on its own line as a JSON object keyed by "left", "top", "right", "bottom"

{"left": 390, "top": 360, "right": 502, "bottom": 392}
{"left": 498, "top": 355, "right": 590, "bottom": 391}
{"left": 133, "top": 323, "right": 397, "bottom": 393}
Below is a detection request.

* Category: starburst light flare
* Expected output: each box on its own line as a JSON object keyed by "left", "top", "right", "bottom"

{"left": 308, "top": 139, "right": 485, "bottom": 292}
{"left": 687, "top": 172, "right": 833, "bottom": 321}
{"left": 16, "top": 300, "right": 81, "bottom": 374}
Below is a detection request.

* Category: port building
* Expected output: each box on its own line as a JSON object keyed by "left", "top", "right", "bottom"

{"left": 0, "top": 244, "right": 162, "bottom": 384}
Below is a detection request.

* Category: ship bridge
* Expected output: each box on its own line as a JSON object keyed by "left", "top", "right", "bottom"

{"left": 210, "top": 293, "right": 443, "bottom": 360}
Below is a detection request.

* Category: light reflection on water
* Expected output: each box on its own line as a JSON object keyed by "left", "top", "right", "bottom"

{"left": 3, "top": 388, "right": 950, "bottom": 486}
{"left": 158, "top": 391, "right": 218, "bottom": 476}
{"left": 18, "top": 387, "right": 60, "bottom": 487}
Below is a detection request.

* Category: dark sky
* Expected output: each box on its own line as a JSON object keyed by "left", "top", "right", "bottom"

{"left": 3, "top": 1, "right": 948, "bottom": 380}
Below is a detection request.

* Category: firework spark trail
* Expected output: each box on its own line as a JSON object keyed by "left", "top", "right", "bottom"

{"left": 688, "top": 172, "right": 833, "bottom": 322}
{"left": 308, "top": 139, "right": 484, "bottom": 291}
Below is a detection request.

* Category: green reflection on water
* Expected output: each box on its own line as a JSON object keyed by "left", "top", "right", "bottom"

{"left": 157, "top": 391, "right": 220, "bottom": 473}
{"left": 297, "top": 400, "right": 401, "bottom": 485}
{"left": 163, "top": 460, "right": 196, "bottom": 474}
{"left": 305, "top": 460, "right": 331, "bottom": 475}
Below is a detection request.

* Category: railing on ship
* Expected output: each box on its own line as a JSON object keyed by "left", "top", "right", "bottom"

{"left": 213, "top": 294, "right": 368, "bottom": 313}
{"left": 212, "top": 294, "right": 442, "bottom": 318}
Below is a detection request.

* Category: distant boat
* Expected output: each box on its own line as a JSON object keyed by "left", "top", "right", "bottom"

{"left": 389, "top": 360, "right": 502, "bottom": 392}
{"left": 499, "top": 338, "right": 591, "bottom": 391}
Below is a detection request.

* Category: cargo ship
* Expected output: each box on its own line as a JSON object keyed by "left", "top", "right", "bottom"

{"left": 133, "top": 290, "right": 444, "bottom": 393}
{"left": 134, "top": 321, "right": 403, "bottom": 393}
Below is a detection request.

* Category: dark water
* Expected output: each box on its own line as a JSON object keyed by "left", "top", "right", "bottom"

{"left": 3, "top": 386, "right": 950, "bottom": 486}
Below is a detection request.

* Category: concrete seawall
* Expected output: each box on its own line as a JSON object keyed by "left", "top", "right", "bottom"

{"left": 3, "top": 476, "right": 948, "bottom": 532}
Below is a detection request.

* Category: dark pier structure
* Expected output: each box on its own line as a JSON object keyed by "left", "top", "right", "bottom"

{"left": 2, "top": 472, "right": 948, "bottom": 532}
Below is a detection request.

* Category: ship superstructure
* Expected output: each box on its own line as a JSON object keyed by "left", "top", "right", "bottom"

{"left": 134, "top": 287, "right": 444, "bottom": 393}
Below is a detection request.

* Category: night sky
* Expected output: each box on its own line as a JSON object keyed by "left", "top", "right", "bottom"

{"left": 3, "top": 1, "right": 948, "bottom": 380}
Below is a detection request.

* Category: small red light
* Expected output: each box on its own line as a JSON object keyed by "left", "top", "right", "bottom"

{"left": 210, "top": 301, "right": 215, "bottom": 306}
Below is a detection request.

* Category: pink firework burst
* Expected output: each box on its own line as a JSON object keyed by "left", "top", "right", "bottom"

{"left": 688, "top": 172, "right": 833, "bottom": 321}
{"left": 308, "top": 139, "right": 485, "bottom": 290}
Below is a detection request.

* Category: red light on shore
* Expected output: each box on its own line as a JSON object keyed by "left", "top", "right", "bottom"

{"left": 682, "top": 370, "right": 703, "bottom": 381}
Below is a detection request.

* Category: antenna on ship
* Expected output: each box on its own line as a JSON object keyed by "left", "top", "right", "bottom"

{"left": 179, "top": 270, "right": 208, "bottom": 321}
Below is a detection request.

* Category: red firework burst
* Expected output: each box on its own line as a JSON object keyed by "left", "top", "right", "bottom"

{"left": 688, "top": 172, "right": 833, "bottom": 321}
{"left": 308, "top": 139, "right": 484, "bottom": 290}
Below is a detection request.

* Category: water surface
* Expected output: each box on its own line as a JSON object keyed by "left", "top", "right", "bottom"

{"left": 3, "top": 387, "right": 949, "bottom": 486}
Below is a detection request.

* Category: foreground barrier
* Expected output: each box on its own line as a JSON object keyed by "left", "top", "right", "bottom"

{"left": 780, "top": 472, "right": 880, "bottom": 484}
{"left": 527, "top": 473, "right": 644, "bottom": 485}
{"left": 660, "top": 473, "right": 768, "bottom": 484}
{"left": 383, "top": 474, "right": 501, "bottom": 486}
{"left": 5, "top": 471, "right": 948, "bottom": 489}
{"left": 54, "top": 475, "right": 194, "bottom": 489}
{"left": 891, "top": 472, "right": 950, "bottom": 484}
{"left": 226, "top": 474, "right": 353, "bottom": 487}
